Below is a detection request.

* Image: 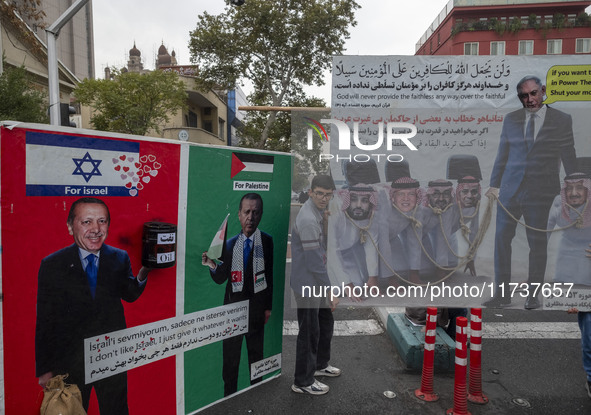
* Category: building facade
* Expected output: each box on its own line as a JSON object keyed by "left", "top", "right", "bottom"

{"left": 0, "top": 3, "right": 79, "bottom": 114}
{"left": 416, "top": 0, "right": 591, "bottom": 56}
{"left": 19, "top": 0, "right": 94, "bottom": 80}
{"left": 103, "top": 43, "right": 231, "bottom": 146}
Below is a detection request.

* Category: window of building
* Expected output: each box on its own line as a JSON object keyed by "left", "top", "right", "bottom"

{"left": 518, "top": 40, "right": 534, "bottom": 55}
{"left": 464, "top": 42, "right": 479, "bottom": 55}
{"left": 203, "top": 121, "right": 213, "bottom": 133}
{"left": 490, "top": 41, "right": 505, "bottom": 55}
{"left": 568, "top": 14, "right": 576, "bottom": 25}
{"left": 547, "top": 39, "right": 562, "bottom": 54}
{"left": 187, "top": 110, "right": 198, "bottom": 128}
{"left": 219, "top": 118, "right": 225, "bottom": 140}
{"left": 576, "top": 38, "right": 591, "bottom": 53}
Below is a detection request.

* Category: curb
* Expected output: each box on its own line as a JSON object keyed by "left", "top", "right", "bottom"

{"left": 375, "top": 307, "right": 455, "bottom": 371}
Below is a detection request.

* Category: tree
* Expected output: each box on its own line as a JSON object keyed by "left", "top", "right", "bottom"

{"left": 1, "top": 1, "right": 46, "bottom": 28}
{"left": 239, "top": 92, "right": 330, "bottom": 190}
{"left": 0, "top": 59, "right": 48, "bottom": 123}
{"left": 74, "top": 69, "right": 187, "bottom": 136}
{"left": 189, "top": 0, "right": 359, "bottom": 148}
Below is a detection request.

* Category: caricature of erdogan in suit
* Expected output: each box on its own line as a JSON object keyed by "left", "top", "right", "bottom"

{"left": 35, "top": 197, "right": 152, "bottom": 414}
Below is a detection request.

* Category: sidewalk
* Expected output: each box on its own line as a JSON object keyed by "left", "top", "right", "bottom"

{"left": 198, "top": 306, "right": 589, "bottom": 415}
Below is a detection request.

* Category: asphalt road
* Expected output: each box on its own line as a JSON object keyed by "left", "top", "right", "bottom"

{"left": 197, "top": 272, "right": 590, "bottom": 415}
{"left": 197, "top": 203, "right": 590, "bottom": 414}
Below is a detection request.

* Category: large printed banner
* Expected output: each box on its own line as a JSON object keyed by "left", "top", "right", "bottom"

{"left": 294, "top": 55, "right": 591, "bottom": 310}
{"left": 0, "top": 123, "right": 291, "bottom": 414}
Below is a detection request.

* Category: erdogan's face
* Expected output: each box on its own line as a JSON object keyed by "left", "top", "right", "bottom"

{"left": 68, "top": 203, "right": 109, "bottom": 254}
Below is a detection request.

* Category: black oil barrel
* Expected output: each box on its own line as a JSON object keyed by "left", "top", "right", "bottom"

{"left": 142, "top": 222, "right": 177, "bottom": 268}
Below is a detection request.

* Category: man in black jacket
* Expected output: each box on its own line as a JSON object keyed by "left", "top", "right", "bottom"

{"left": 35, "top": 197, "right": 152, "bottom": 414}
{"left": 202, "top": 192, "right": 273, "bottom": 396}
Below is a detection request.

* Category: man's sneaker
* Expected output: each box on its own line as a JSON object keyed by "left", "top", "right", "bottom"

{"left": 291, "top": 380, "right": 329, "bottom": 395}
{"left": 314, "top": 365, "right": 342, "bottom": 377}
{"left": 586, "top": 380, "right": 591, "bottom": 399}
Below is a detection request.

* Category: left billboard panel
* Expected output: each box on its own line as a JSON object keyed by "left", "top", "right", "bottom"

{"left": 1, "top": 125, "right": 180, "bottom": 414}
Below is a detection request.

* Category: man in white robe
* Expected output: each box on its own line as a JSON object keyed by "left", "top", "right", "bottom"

{"left": 331, "top": 184, "right": 380, "bottom": 291}
{"left": 547, "top": 172, "right": 591, "bottom": 286}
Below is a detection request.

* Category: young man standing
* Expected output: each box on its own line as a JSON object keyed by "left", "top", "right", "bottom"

{"left": 291, "top": 175, "right": 340, "bottom": 395}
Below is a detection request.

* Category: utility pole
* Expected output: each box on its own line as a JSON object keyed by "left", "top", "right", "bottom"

{"left": 46, "top": 0, "right": 89, "bottom": 125}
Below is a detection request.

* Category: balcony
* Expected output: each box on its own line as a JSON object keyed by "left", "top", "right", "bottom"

{"left": 161, "top": 127, "right": 226, "bottom": 145}
{"left": 451, "top": 12, "right": 590, "bottom": 36}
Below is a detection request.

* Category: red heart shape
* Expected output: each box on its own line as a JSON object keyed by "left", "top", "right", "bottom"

{"left": 140, "top": 155, "right": 148, "bottom": 163}
{"left": 137, "top": 182, "right": 144, "bottom": 190}
{"left": 123, "top": 166, "right": 130, "bottom": 172}
{"left": 119, "top": 155, "right": 126, "bottom": 161}
{"left": 105, "top": 336, "right": 110, "bottom": 340}
{"left": 137, "top": 170, "right": 144, "bottom": 177}
{"left": 125, "top": 182, "right": 132, "bottom": 189}
{"left": 148, "top": 155, "right": 156, "bottom": 162}
{"left": 143, "top": 166, "right": 151, "bottom": 173}
{"left": 135, "top": 162, "right": 141, "bottom": 168}
{"left": 153, "top": 161, "right": 162, "bottom": 170}
{"left": 114, "top": 165, "right": 121, "bottom": 171}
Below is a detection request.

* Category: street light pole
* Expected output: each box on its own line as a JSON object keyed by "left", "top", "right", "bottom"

{"left": 46, "top": 0, "right": 89, "bottom": 125}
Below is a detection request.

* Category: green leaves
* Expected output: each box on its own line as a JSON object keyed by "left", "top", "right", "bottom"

{"left": 74, "top": 69, "right": 187, "bottom": 136}
{"left": 189, "top": 0, "right": 359, "bottom": 148}
{"left": 0, "top": 59, "right": 48, "bottom": 124}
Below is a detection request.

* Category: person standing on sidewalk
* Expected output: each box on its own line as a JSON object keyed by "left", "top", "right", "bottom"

{"left": 567, "top": 242, "right": 591, "bottom": 399}
{"left": 290, "top": 174, "right": 341, "bottom": 395}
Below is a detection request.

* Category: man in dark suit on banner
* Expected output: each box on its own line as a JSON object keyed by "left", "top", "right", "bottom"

{"left": 35, "top": 197, "right": 153, "bottom": 414}
{"left": 485, "top": 75, "right": 577, "bottom": 309}
{"left": 202, "top": 192, "right": 273, "bottom": 396}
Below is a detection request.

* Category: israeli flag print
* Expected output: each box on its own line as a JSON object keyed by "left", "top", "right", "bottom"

{"left": 26, "top": 132, "right": 142, "bottom": 197}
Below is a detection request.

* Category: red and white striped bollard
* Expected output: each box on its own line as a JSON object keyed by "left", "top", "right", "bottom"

{"left": 446, "top": 316, "right": 471, "bottom": 415}
{"left": 468, "top": 308, "right": 488, "bottom": 404}
{"left": 414, "top": 307, "right": 439, "bottom": 402}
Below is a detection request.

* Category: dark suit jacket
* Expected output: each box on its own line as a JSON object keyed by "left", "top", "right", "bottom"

{"left": 490, "top": 106, "right": 577, "bottom": 203}
{"left": 35, "top": 243, "right": 145, "bottom": 383}
{"left": 210, "top": 231, "right": 273, "bottom": 331}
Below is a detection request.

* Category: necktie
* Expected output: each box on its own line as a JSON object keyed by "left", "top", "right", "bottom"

{"left": 525, "top": 113, "right": 535, "bottom": 150}
{"left": 86, "top": 253, "right": 97, "bottom": 298}
{"left": 243, "top": 238, "right": 252, "bottom": 267}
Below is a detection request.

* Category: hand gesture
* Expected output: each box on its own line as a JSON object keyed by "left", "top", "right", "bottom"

{"left": 485, "top": 187, "right": 499, "bottom": 199}
{"left": 201, "top": 252, "right": 216, "bottom": 269}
